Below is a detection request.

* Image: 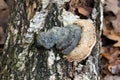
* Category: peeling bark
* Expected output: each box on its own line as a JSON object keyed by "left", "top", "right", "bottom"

{"left": 0, "top": 0, "right": 102, "bottom": 80}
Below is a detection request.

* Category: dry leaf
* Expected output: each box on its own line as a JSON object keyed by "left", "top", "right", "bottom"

{"left": 26, "top": 0, "right": 37, "bottom": 20}
{"left": 104, "top": 31, "right": 120, "bottom": 47}
{"left": 104, "top": 0, "right": 120, "bottom": 14}
{"left": 101, "top": 0, "right": 120, "bottom": 78}
{"left": 114, "top": 41, "right": 120, "bottom": 47}
{"left": 103, "top": 75, "right": 120, "bottom": 80}
{"left": 0, "top": 0, "right": 9, "bottom": 25}
{"left": 0, "top": 27, "right": 5, "bottom": 45}
{"left": 100, "top": 53, "right": 113, "bottom": 61}
{"left": 108, "top": 60, "right": 120, "bottom": 74}
{"left": 111, "top": 11, "right": 120, "bottom": 35}
{"left": 103, "top": 18, "right": 120, "bottom": 47}
{"left": 0, "top": 0, "right": 10, "bottom": 47}
{"left": 66, "top": 0, "right": 93, "bottom": 17}
{"left": 77, "top": 6, "right": 92, "bottom": 17}
{"left": 69, "top": 0, "right": 79, "bottom": 13}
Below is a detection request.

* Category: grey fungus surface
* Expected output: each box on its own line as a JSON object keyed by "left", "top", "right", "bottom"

{"left": 36, "top": 24, "right": 82, "bottom": 54}
{"left": 61, "top": 26, "right": 81, "bottom": 54}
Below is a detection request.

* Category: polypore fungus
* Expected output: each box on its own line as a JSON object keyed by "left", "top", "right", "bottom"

{"left": 64, "top": 20, "right": 96, "bottom": 62}
{"left": 36, "top": 24, "right": 82, "bottom": 54}
{"left": 36, "top": 19, "right": 96, "bottom": 62}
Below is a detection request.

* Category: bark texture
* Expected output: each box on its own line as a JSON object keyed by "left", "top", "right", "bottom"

{"left": 0, "top": 0, "right": 102, "bottom": 80}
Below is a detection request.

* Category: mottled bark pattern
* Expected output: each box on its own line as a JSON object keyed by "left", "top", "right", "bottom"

{"left": 0, "top": 0, "right": 101, "bottom": 80}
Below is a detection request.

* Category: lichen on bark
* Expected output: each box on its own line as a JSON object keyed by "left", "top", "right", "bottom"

{"left": 0, "top": 0, "right": 101, "bottom": 80}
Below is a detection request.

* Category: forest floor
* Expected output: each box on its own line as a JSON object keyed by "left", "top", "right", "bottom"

{"left": 101, "top": 0, "right": 120, "bottom": 80}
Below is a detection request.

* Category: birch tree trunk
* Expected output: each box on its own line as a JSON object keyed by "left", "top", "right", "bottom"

{"left": 0, "top": 0, "right": 102, "bottom": 80}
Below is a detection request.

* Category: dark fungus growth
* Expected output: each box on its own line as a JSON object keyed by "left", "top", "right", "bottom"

{"left": 36, "top": 24, "right": 82, "bottom": 54}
